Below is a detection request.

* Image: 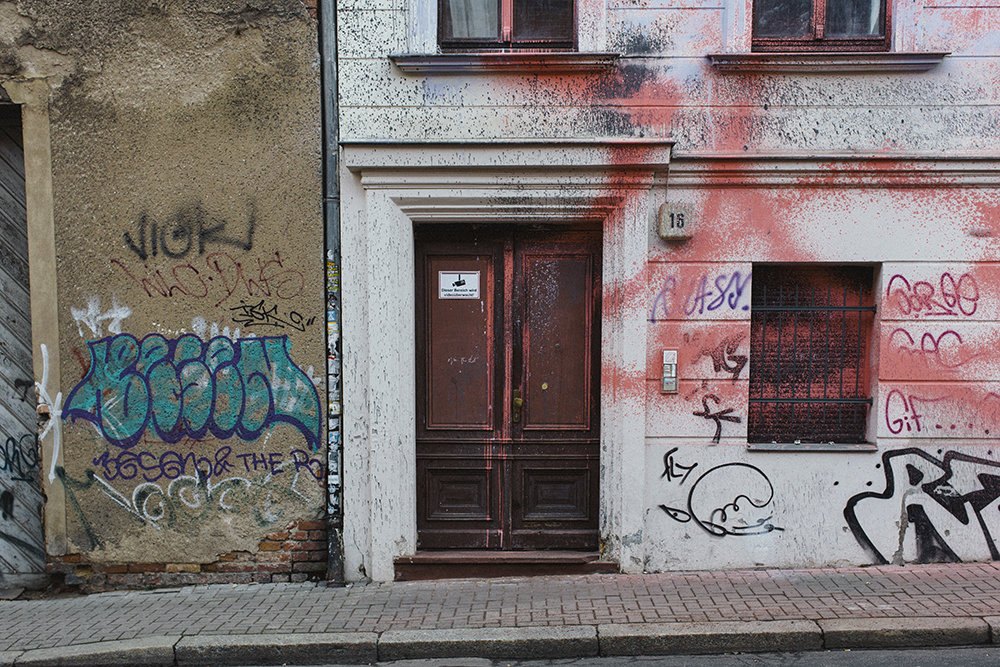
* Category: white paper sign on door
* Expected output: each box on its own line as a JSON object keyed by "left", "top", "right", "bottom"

{"left": 439, "top": 271, "right": 480, "bottom": 299}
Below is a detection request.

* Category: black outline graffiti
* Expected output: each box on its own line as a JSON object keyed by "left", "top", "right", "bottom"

{"left": 1, "top": 433, "right": 40, "bottom": 483}
{"left": 56, "top": 467, "right": 105, "bottom": 550}
{"left": 13, "top": 378, "right": 33, "bottom": 402}
{"left": 229, "top": 299, "right": 316, "bottom": 331}
{"left": 845, "top": 448, "right": 1000, "bottom": 564}
{"left": 695, "top": 336, "right": 747, "bottom": 382}
{"left": 0, "top": 491, "right": 12, "bottom": 520}
{"left": 692, "top": 393, "right": 741, "bottom": 443}
{"left": 124, "top": 205, "right": 256, "bottom": 261}
{"left": 660, "top": 462, "right": 783, "bottom": 537}
{"left": 661, "top": 447, "right": 698, "bottom": 484}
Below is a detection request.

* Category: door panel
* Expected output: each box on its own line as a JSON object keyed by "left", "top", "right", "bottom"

{"left": 424, "top": 254, "right": 495, "bottom": 430}
{"left": 416, "top": 225, "right": 600, "bottom": 552}
{"left": 520, "top": 249, "right": 594, "bottom": 431}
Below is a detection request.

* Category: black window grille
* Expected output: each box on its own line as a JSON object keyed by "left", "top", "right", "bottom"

{"left": 748, "top": 265, "right": 875, "bottom": 444}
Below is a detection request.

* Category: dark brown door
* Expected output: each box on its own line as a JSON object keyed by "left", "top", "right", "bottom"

{"left": 415, "top": 225, "right": 600, "bottom": 550}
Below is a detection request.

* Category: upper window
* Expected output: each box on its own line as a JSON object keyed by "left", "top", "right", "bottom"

{"left": 748, "top": 265, "right": 875, "bottom": 445}
{"left": 439, "top": 0, "right": 575, "bottom": 50}
{"left": 752, "top": 0, "right": 888, "bottom": 51}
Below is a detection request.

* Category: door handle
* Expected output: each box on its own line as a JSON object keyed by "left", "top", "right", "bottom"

{"left": 512, "top": 390, "right": 523, "bottom": 424}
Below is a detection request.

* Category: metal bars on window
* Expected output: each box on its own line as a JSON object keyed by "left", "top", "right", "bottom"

{"left": 748, "top": 266, "right": 875, "bottom": 444}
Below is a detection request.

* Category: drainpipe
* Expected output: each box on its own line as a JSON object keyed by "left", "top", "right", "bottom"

{"left": 319, "top": 0, "right": 344, "bottom": 586}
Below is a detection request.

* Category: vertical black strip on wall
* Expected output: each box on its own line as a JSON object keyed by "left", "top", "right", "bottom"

{"left": 319, "top": 0, "right": 345, "bottom": 585}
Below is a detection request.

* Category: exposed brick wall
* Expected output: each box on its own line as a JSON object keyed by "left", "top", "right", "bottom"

{"left": 300, "top": 0, "right": 318, "bottom": 19}
{"left": 46, "top": 520, "right": 328, "bottom": 592}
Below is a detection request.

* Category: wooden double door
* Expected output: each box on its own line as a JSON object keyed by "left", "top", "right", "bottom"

{"left": 415, "top": 225, "right": 601, "bottom": 551}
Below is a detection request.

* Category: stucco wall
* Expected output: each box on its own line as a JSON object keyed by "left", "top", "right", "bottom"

{"left": 644, "top": 159, "right": 1000, "bottom": 569}
{"left": 1, "top": 0, "right": 325, "bottom": 575}
{"left": 338, "top": 0, "right": 1000, "bottom": 576}
{"left": 339, "top": 0, "right": 997, "bottom": 151}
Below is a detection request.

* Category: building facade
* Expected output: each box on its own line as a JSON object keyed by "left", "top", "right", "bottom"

{"left": 0, "top": 0, "right": 330, "bottom": 589}
{"left": 336, "top": 0, "right": 1000, "bottom": 581}
{"left": 0, "top": 0, "right": 999, "bottom": 590}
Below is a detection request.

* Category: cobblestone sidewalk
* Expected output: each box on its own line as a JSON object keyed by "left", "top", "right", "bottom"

{"left": 2, "top": 561, "right": 1000, "bottom": 652}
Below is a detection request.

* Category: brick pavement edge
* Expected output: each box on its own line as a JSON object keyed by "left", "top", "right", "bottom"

{"left": 599, "top": 620, "right": 823, "bottom": 655}
{"left": 4, "top": 617, "right": 999, "bottom": 664}
{"left": 818, "top": 617, "right": 991, "bottom": 649}
{"left": 983, "top": 616, "right": 1000, "bottom": 643}
{"left": 377, "top": 626, "right": 598, "bottom": 661}
{"left": 14, "top": 636, "right": 180, "bottom": 667}
{"left": 174, "top": 632, "right": 377, "bottom": 666}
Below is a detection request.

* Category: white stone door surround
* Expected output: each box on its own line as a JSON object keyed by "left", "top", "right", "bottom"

{"left": 339, "top": 140, "right": 672, "bottom": 582}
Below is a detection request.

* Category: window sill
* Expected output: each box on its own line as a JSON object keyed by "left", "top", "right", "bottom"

{"left": 747, "top": 442, "right": 878, "bottom": 452}
{"left": 390, "top": 52, "right": 620, "bottom": 74}
{"left": 708, "top": 51, "right": 948, "bottom": 74}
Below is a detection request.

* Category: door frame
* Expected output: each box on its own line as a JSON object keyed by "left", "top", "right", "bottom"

{"left": 340, "top": 140, "right": 672, "bottom": 581}
{"left": 414, "top": 225, "right": 603, "bottom": 551}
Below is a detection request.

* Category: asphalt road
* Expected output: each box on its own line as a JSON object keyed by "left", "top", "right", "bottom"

{"left": 283, "top": 647, "right": 1000, "bottom": 666}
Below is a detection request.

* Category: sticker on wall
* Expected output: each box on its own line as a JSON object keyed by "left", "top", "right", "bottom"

{"left": 439, "top": 271, "right": 480, "bottom": 299}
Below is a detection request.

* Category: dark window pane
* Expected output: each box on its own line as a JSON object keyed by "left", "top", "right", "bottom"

{"left": 826, "top": 0, "right": 884, "bottom": 37}
{"left": 753, "top": 0, "right": 811, "bottom": 38}
{"left": 442, "top": 0, "right": 500, "bottom": 40}
{"left": 513, "top": 0, "right": 574, "bottom": 42}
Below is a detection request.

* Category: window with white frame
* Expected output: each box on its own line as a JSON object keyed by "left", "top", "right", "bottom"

{"left": 752, "top": 0, "right": 889, "bottom": 51}
{"left": 439, "top": 0, "right": 574, "bottom": 49}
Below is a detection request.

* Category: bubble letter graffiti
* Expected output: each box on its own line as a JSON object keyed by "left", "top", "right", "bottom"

{"left": 64, "top": 334, "right": 321, "bottom": 451}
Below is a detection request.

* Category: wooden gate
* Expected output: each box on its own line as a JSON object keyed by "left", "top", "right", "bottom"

{"left": 0, "top": 105, "right": 45, "bottom": 579}
{"left": 415, "top": 225, "right": 601, "bottom": 551}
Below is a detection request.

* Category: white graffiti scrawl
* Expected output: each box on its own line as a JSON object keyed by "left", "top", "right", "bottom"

{"left": 70, "top": 296, "right": 132, "bottom": 338}
{"left": 35, "top": 343, "right": 63, "bottom": 484}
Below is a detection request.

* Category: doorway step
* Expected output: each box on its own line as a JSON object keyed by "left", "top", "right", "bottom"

{"left": 393, "top": 551, "right": 617, "bottom": 581}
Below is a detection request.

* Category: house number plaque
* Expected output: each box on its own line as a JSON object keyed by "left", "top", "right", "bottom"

{"left": 658, "top": 203, "right": 695, "bottom": 241}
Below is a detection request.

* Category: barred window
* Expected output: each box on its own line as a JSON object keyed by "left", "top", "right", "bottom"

{"left": 748, "top": 266, "right": 875, "bottom": 444}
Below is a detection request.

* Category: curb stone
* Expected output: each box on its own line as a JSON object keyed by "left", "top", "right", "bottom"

{"left": 5, "top": 617, "right": 999, "bottom": 665}
{"left": 599, "top": 620, "right": 823, "bottom": 655}
{"left": 14, "top": 636, "right": 180, "bottom": 667}
{"left": 377, "top": 626, "right": 598, "bottom": 661}
{"left": 818, "top": 617, "right": 990, "bottom": 649}
{"left": 984, "top": 616, "right": 1000, "bottom": 643}
{"left": 377, "top": 660, "right": 494, "bottom": 667}
{"left": 174, "top": 632, "right": 377, "bottom": 666}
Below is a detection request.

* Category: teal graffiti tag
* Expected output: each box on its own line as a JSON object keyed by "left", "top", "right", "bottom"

{"left": 64, "top": 334, "right": 321, "bottom": 451}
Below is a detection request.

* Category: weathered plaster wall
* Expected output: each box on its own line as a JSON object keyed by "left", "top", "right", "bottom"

{"left": 643, "top": 161, "right": 1000, "bottom": 569}
{"left": 339, "top": 0, "right": 1000, "bottom": 576}
{"left": 1, "top": 0, "right": 325, "bottom": 574}
{"left": 339, "top": 0, "right": 999, "bottom": 151}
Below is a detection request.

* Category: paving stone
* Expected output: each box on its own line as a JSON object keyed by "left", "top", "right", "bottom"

{"left": 378, "top": 626, "right": 598, "bottom": 661}
{"left": 0, "top": 652, "right": 21, "bottom": 667}
{"left": 2, "top": 563, "right": 1000, "bottom": 663}
{"left": 599, "top": 620, "right": 822, "bottom": 655}
{"left": 819, "top": 617, "right": 991, "bottom": 648}
{"left": 175, "top": 632, "right": 376, "bottom": 666}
